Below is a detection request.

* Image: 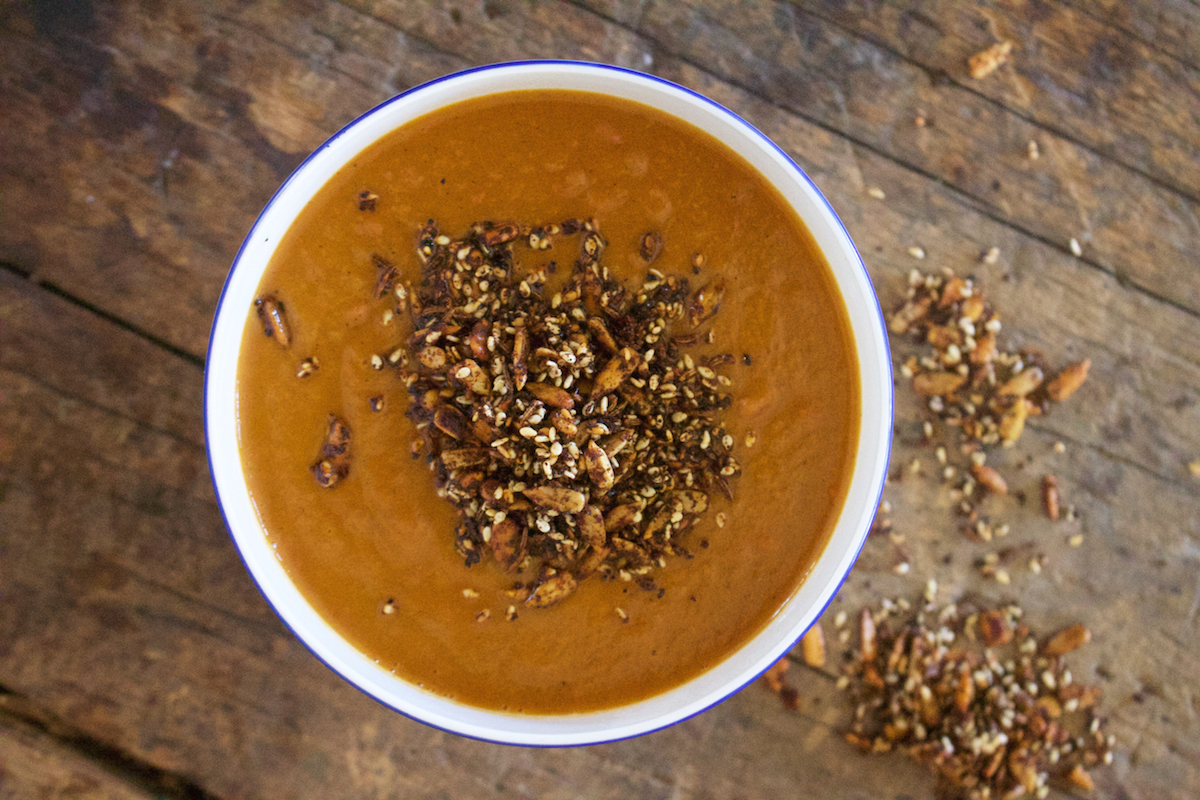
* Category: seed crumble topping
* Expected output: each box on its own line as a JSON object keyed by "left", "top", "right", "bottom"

{"left": 394, "top": 218, "right": 742, "bottom": 609}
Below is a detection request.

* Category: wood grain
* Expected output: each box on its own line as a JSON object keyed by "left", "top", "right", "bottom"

{"left": 579, "top": 0, "right": 1200, "bottom": 317}
{"left": 1063, "top": 0, "right": 1200, "bottom": 71}
{"left": 1, "top": 0, "right": 1198, "bottom": 797}
{"left": 0, "top": 0, "right": 458, "bottom": 356}
{"left": 0, "top": 710, "right": 155, "bottom": 800}
{"left": 802, "top": 0, "right": 1200, "bottom": 202}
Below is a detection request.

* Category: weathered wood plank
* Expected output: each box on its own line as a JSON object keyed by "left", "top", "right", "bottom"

{"left": 196, "top": 0, "right": 1200, "bottom": 484}
{"left": 1, "top": 1, "right": 1198, "bottom": 798}
{"left": 0, "top": 276, "right": 940, "bottom": 799}
{"left": 0, "top": 0, "right": 458, "bottom": 356}
{"left": 7, "top": 170, "right": 1197, "bottom": 797}
{"left": 575, "top": 0, "right": 1200, "bottom": 317}
{"left": 7, "top": 0, "right": 1196, "bottom": 361}
{"left": 0, "top": 715, "right": 155, "bottom": 800}
{"left": 0, "top": 278, "right": 204, "bottom": 449}
{"left": 5, "top": 97, "right": 1199, "bottom": 797}
{"left": 796, "top": 0, "right": 1200, "bottom": 203}
{"left": 1061, "top": 0, "right": 1200, "bottom": 71}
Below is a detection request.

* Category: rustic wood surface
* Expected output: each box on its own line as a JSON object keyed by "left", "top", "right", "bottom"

{"left": 1, "top": 1, "right": 1197, "bottom": 798}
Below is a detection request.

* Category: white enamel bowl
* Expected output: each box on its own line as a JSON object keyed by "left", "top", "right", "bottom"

{"left": 205, "top": 61, "right": 892, "bottom": 746}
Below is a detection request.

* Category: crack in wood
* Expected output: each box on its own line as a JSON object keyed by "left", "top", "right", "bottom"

{"left": 795, "top": 0, "right": 1200, "bottom": 206}
{"left": 0, "top": 260, "right": 33, "bottom": 280}
{"left": 34, "top": 280, "right": 206, "bottom": 369}
{"left": 1057, "top": 0, "right": 1200, "bottom": 74}
{"left": 0, "top": 365, "right": 206, "bottom": 453}
{"left": 0, "top": 687, "right": 226, "bottom": 800}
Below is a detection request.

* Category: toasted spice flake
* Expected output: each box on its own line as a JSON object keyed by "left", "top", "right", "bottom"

{"left": 843, "top": 598, "right": 1112, "bottom": 800}
{"left": 968, "top": 40, "right": 1013, "bottom": 79}
{"left": 1067, "top": 764, "right": 1095, "bottom": 792}
{"left": 639, "top": 231, "right": 664, "bottom": 262}
{"left": 978, "top": 609, "right": 1013, "bottom": 646}
{"left": 761, "top": 656, "right": 800, "bottom": 710}
{"left": 1042, "top": 622, "right": 1090, "bottom": 656}
{"left": 1045, "top": 359, "right": 1090, "bottom": 401}
{"left": 372, "top": 254, "right": 399, "bottom": 299}
{"left": 802, "top": 622, "right": 827, "bottom": 667}
{"left": 297, "top": 357, "right": 319, "bottom": 378}
{"left": 255, "top": 294, "right": 292, "bottom": 347}
{"left": 971, "top": 463, "right": 1008, "bottom": 495}
{"left": 688, "top": 279, "right": 725, "bottom": 327}
{"left": 526, "top": 572, "right": 578, "bottom": 608}
{"left": 311, "top": 415, "right": 351, "bottom": 488}
{"left": 357, "top": 189, "right": 379, "bottom": 211}
{"left": 1042, "top": 475, "right": 1061, "bottom": 521}
{"left": 396, "top": 220, "right": 741, "bottom": 606}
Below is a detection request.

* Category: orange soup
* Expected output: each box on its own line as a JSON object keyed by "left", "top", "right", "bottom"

{"left": 237, "top": 90, "right": 859, "bottom": 713}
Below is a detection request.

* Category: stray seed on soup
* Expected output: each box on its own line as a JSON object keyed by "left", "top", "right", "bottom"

{"left": 639, "top": 231, "right": 664, "bottom": 263}
{"left": 297, "top": 357, "right": 319, "bottom": 378}
{"left": 254, "top": 294, "right": 291, "bottom": 347}
{"left": 311, "top": 415, "right": 351, "bottom": 488}
{"left": 357, "top": 189, "right": 378, "bottom": 211}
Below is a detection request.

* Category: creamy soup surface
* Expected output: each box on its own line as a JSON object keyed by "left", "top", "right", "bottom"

{"left": 237, "top": 90, "right": 860, "bottom": 713}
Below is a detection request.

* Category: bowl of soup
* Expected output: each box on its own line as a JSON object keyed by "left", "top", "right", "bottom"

{"left": 205, "top": 60, "right": 892, "bottom": 745}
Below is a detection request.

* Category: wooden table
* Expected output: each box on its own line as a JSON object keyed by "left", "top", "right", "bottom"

{"left": 2, "top": 1, "right": 1197, "bottom": 797}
